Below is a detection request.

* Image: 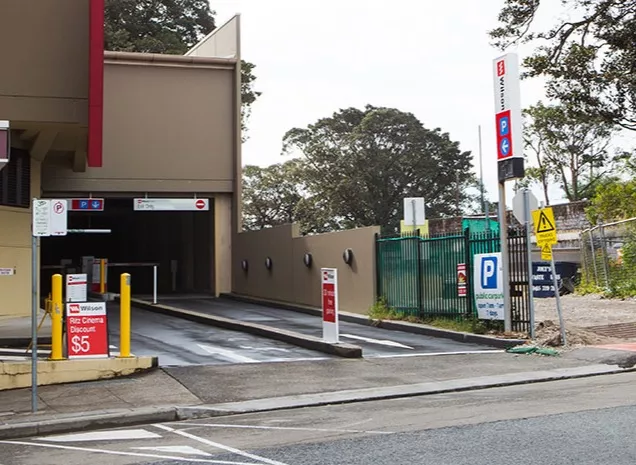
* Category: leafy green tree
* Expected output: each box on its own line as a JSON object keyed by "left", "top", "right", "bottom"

{"left": 104, "top": 0, "right": 260, "bottom": 137}
{"left": 523, "top": 102, "right": 617, "bottom": 202}
{"left": 282, "top": 105, "right": 475, "bottom": 234}
{"left": 490, "top": 0, "right": 636, "bottom": 130}
{"left": 587, "top": 179, "right": 636, "bottom": 224}
{"left": 241, "top": 160, "right": 305, "bottom": 231}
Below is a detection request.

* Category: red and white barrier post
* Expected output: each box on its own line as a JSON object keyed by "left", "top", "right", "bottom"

{"left": 321, "top": 268, "right": 339, "bottom": 343}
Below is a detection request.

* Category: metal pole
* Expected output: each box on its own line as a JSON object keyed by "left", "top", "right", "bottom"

{"left": 119, "top": 273, "right": 131, "bottom": 358}
{"left": 478, "top": 125, "right": 486, "bottom": 216}
{"left": 411, "top": 200, "right": 416, "bottom": 231}
{"left": 523, "top": 189, "right": 536, "bottom": 339}
{"left": 589, "top": 229, "right": 599, "bottom": 285}
{"left": 153, "top": 265, "right": 158, "bottom": 305}
{"left": 550, "top": 250, "right": 567, "bottom": 345}
{"left": 30, "top": 235, "right": 38, "bottom": 413}
{"left": 599, "top": 225, "right": 611, "bottom": 291}
{"left": 499, "top": 182, "right": 512, "bottom": 332}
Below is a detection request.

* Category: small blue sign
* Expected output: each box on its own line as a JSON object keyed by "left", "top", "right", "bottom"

{"left": 91, "top": 200, "right": 102, "bottom": 209}
{"left": 499, "top": 116, "right": 510, "bottom": 136}
{"left": 499, "top": 138, "right": 510, "bottom": 156}
{"left": 481, "top": 257, "right": 498, "bottom": 289}
{"left": 79, "top": 200, "right": 89, "bottom": 210}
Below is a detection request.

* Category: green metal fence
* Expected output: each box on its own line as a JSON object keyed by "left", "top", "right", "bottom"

{"left": 375, "top": 227, "right": 531, "bottom": 332}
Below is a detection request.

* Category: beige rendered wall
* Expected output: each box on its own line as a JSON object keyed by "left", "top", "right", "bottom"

{"left": 0, "top": 159, "right": 42, "bottom": 318}
{"left": 42, "top": 55, "right": 238, "bottom": 194}
{"left": 0, "top": 0, "right": 88, "bottom": 125}
{"left": 233, "top": 225, "right": 380, "bottom": 314}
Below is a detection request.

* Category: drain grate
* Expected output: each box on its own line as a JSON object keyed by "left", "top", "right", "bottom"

{"left": 586, "top": 322, "right": 636, "bottom": 339}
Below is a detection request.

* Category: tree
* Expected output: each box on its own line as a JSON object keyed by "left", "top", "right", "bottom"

{"left": 241, "top": 160, "right": 305, "bottom": 231}
{"left": 282, "top": 105, "right": 475, "bottom": 234}
{"left": 522, "top": 102, "right": 617, "bottom": 202}
{"left": 490, "top": 0, "right": 636, "bottom": 131}
{"left": 104, "top": 0, "right": 260, "bottom": 138}
{"left": 587, "top": 178, "right": 636, "bottom": 224}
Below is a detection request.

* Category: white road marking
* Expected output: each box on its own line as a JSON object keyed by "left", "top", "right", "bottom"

{"left": 369, "top": 350, "right": 506, "bottom": 358}
{"left": 341, "top": 333, "right": 414, "bottom": 349}
{"left": 155, "top": 424, "right": 291, "bottom": 465}
{"left": 0, "top": 441, "right": 253, "bottom": 464}
{"left": 132, "top": 445, "right": 211, "bottom": 456}
{"left": 182, "top": 423, "right": 393, "bottom": 435}
{"left": 239, "top": 346, "right": 290, "bottom": 353}
{"left": 197, "top": 344, "right": 259, "bottom": 363}
{"left": 39, "top": 429, "right": 161, "bottom": 442}
{"left": 109, "top": 345, "right": 117, "bottom": 349}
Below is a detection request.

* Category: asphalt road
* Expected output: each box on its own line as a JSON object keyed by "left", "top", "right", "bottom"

{"left": 107, "top": 304, "right": 333, "bottom": 366}
{"left": 2, "top": 372, "right": 636, "bottom": 464}
{"left": 155, "top": 297, "right": 493, "bottom": 357}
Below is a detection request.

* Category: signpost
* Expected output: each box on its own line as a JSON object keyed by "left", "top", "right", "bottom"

{"left": 65, "top": 273, "right": 88, "bottom": 303}
{"left": 473, "top": 253, "right": 505, "bottom": 320}
{"left": 30, "top": 198, "right": 69, "bottom": 412}
{"left": 403, "top": 198, "right": 425, "bottom": 229}
{"left": 66, "top": 302, "right": 109, "bottom": 359}
{"left": 493, "top": 52, "right": 525, "bottom": 333}
{"left": 321, "top": 268, "right": 339, "bottom": 343}
{"left": 133, "top": 198, "right": 210, "bottom": 211}
{"left": 532, "top": 206, "right": 566, "bottom": 345}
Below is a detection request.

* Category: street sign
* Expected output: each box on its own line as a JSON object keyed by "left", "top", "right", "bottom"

{"left": 0, "top": 268, "right": 15, "bottom": 276}
{"left": 70, "top": 198, "right": 105, "bottom": 211}
{"left": 512, "top": 190, "right": 538, "bottom": 225}
{"left": 493, "top": 53, "right": 524, "bottom": 181}
{"left": 404, "top": 197, "right": 425, "bottom": 227}
{"left": 532, "top": 207, "right": 558, "bottom": 246}
{"left": 50, "top": 199, "right": 68, "bottom": 236}
{"left": 133, "top": 198, "right": 210, "bottom": 211}
{"left": 541, "top": 244, "right": 553, "bottom": 261}
{"left": 32, "top": 199, "right": 51, "bottom": 237}
{"left": 65, "top": 273, "right": 88, "bottom": 303}
{"left": 473, "top": 253, "right": 504, "bottom": 320}
{"left": 66, "top": 302, "right": 109, "bottom": 359}
{"left": 321, "top": 268, "right": 339, "bottom": 343}
{"left": 457, "top": 263, "right": 467, "bottom": 297}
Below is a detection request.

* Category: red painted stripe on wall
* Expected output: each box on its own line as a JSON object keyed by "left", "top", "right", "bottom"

{"left": 88, "top": 0, "right": 104, "bottom": 167}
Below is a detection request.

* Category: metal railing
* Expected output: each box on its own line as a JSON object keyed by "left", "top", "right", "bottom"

{"left": 580, "top": 217, "right": 636, "bottom": 297}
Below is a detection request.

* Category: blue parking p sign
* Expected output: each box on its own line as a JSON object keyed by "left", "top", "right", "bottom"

{"left": 474, "top": 253, "right": 504, "bottom": 320}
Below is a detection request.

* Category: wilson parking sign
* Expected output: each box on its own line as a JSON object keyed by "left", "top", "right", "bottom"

{"left": 474, "top": 253, "right": 504, "bottom": 320}
{"left": 66, "top": 302, "right": 109, "bottom": 359}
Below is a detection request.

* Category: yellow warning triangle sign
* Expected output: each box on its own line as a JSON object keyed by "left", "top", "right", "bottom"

{"left": 537, "top": 211, "right": 555, "bottom": 233}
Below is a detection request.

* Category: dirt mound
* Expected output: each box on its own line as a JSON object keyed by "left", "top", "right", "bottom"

{"left": 534, "top": 320, "right": 621, "bottom": 347}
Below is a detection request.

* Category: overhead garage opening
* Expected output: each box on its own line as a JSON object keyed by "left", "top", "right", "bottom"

{"left": 40, "top": 197, "right": 215, "bottom": 297}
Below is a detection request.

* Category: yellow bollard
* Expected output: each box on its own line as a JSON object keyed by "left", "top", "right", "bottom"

{"left": 50, "top": 274, "right": 64, "bottom": 360}
{"left": 99, "top": 259, "right": 106, "bottom": 294}
{"left": 119, "top": 273, "right": 131, "bottom": 358}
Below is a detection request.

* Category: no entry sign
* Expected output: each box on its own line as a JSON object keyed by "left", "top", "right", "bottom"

{"left": 321, "top": 268, "right": 339, "bottom": 343}
{"left": 66, "top": 302, "right": 109, "bottom": 359}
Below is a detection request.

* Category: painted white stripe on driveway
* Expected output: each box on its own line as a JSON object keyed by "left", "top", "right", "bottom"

{"left": 197, "top": 344, "right": 258, "bottom": 363}
{"left": 0, "top": 441, "right": 252, "bottom": 464}
{"left": 181, "top": 423, "right": 393, "bottom": 435}
{"left": 132, "top": 445, "right": 211, "bottom": 456}
{"left": 341, "top": 333, "right": 414, "bottom": 349}
{"left": 39, "top": 429, "right": 161, "bottom": 442}
{"left": 154, "top": 424, "right": 291, "bottom": 465}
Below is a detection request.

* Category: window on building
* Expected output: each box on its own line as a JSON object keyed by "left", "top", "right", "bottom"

{"left": 0, "top": 149, "right": 31, "bottom": 208}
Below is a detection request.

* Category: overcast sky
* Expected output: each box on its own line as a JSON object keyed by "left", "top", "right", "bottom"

{"left": 210, "top": 0, "right": 630, "bottom": 208}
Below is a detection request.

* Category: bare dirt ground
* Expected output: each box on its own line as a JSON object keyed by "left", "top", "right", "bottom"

{"left": 532, "top": 294, "right": 636, "bottom": 346}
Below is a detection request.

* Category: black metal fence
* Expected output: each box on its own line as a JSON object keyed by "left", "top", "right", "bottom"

{"left": 376, "top": 227, "right": 530, "bottom": 333}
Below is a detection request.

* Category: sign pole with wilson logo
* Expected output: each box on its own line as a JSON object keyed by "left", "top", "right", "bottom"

{"left": 493, "top": 53, "right": 525, "bottom": 333}
{"left": 321, "top": 268, "right": 339, "bottom": 343}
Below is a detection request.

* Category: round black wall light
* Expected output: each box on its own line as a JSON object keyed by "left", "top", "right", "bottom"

{"left": 265, "top": 257, "right": 273, "bottom": 270}
{"left": 303, "top": 253, "right": 313, "bottom": 268}
{"left": 241, "top": 260, "right": 249, "bottom": 272}
{"left": 342, "top": 248, "right": 354, "bottom": 266}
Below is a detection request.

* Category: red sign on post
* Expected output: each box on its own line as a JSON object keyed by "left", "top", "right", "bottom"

{"left": 66, "top": 302, "right": 109, "bottom": 359}
{"left": 321, "top": 268, "right": 339, "bottom": 343}
{"left": 457, "top": 263, "right": 467, "bottom": 297}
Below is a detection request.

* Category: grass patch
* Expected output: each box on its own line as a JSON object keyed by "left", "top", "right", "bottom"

{"left": 368, "top": 297, "right": 500, "bottom": 335}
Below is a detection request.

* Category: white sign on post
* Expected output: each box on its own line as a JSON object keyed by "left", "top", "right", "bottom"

{"left": 474, "top": 253, "right": 505, "bottom": 320}
{"left": 32, "top": 199, "right": 68, "bottom": 237}
{"left": 66, "top": 273, "right": 88, "bottom": 303}
{"left": 512, "top": 190, "right": 538, "bottom": 225}
{"left": 321, "top": 268, "right": 339, "bottom": 343}
{"left": 493, "top": 53, "right": 523, "bottom": 164}
{"left": 403, "top": 198, "right": 425, "bottom": 226}
{"left": 133, "top": 198, "right": 210, "bottom": 211}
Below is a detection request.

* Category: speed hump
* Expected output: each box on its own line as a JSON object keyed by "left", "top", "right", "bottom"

{"left": 532, "top": 207, "right": 558, "bottom": 247}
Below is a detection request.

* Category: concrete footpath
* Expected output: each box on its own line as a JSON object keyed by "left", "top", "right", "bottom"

{"left": 1, "top": 347, "right": 635, "bottom": 440}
